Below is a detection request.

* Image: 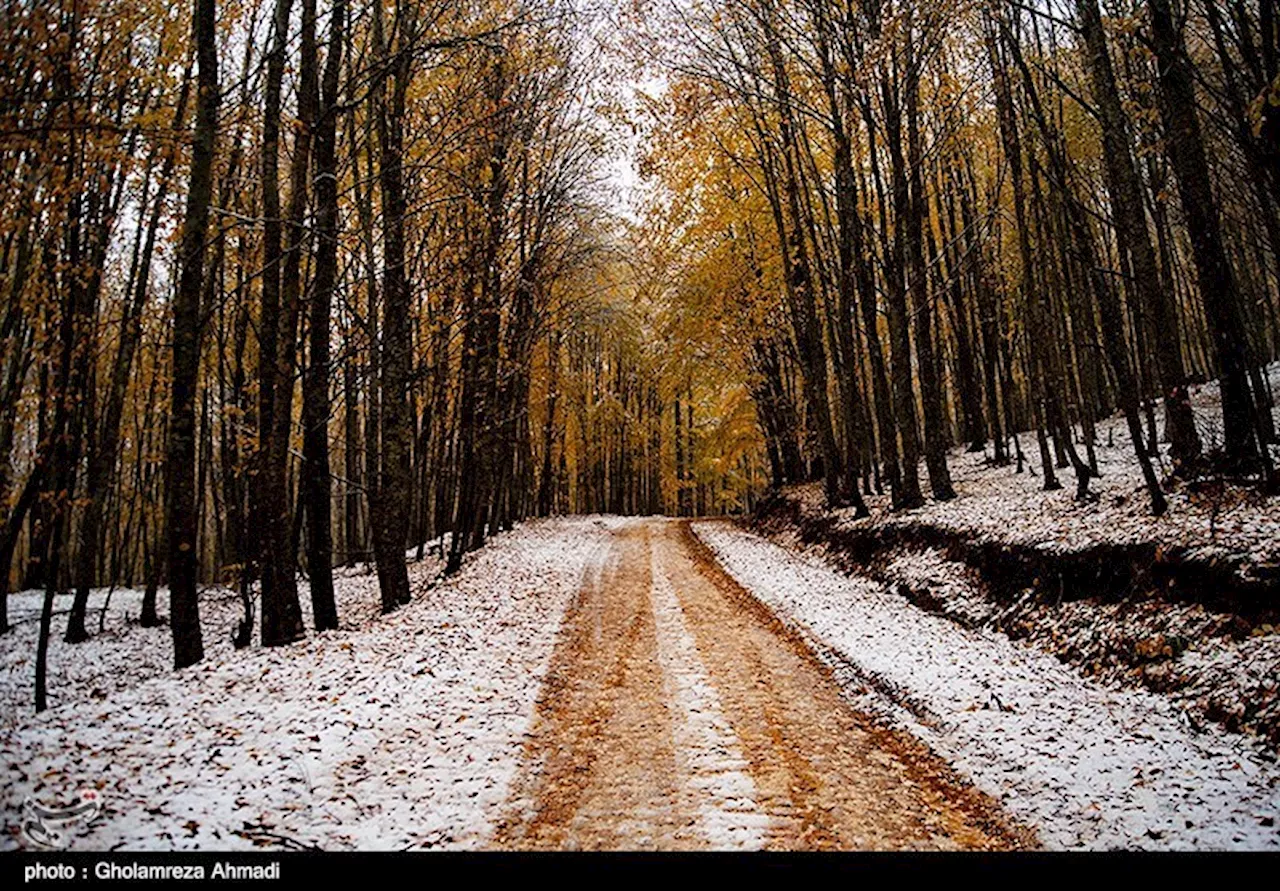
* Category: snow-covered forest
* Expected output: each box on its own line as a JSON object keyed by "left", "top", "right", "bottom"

{"left": 3, "top": 0, "right": 1280, "bottom": 853}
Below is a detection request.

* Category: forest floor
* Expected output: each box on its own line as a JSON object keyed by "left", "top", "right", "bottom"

{"left": 1, "top": 518, "right": 621, "bottom": 850}
{"left": 5, "top": 511, "right": 1280, "bottom": 849}
{"left": 756, "top": 366, "right": 1280, "bottom": 751}
{"left": 793, "top": 363, "right": 1280, "bottom": 570}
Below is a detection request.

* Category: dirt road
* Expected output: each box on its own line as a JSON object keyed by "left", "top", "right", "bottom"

{"left": 494, "top": 518, "right": 1031, "bottom": 850}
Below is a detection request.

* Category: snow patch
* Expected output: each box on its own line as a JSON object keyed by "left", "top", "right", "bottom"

{"left": 648, "top": 543, "right": 768, "bottom": 849}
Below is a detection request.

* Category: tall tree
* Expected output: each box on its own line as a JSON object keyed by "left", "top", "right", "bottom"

{"left": 166, "top": 0, "right": 219, "bottom": 670}
{"left": 1075, "top": 0, "right": 1200, "bottom": 469}
{"left": 1148, "top": 0, "right": 1266, "bottom": 473}
{"left": 368, "top": 0, "right": 413, "bottom": 604}
{"left": 302, "top": 0, "right": 345, "bottom": 632}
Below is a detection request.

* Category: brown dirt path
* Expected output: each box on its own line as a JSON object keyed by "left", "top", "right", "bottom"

{"left": 493, "top": 518, "right": 1033, "bottom": 851}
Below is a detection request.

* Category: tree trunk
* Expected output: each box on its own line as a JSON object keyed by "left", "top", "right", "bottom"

{"left": 166, "top": 0, "right": 218, "bottom": 670}
{"left": 904, "top": 40, "right": 955, "bottom": 501}
{"left": 1148, "top": 0, "right": 1264, "bottom": 473}
{"left": 255, "top": 0, "right": 306, "bottom": 647}
{"left": 302, "top": 0, "right": 343, "bottom": 632}
{"left": 369, "top": 0, "right": 413, "bottom": 604}
{"left": 1075, "top": 0, "right": 1200, "bottom": 468}
{"left": 882, "top": 65, "right": 926, "bottom": 509}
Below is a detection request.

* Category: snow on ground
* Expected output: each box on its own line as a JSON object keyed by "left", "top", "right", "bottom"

{"left": 880, "top": 548, "right": 995, "bottom": 628}
{"left": 795, "top": 362, "right": 1280, "bottom": 570}
{"left": 693, "top": 520, "right": 1280, "bottom": 851}
{"left": 0, "top": 559, "right": 407, "bottom": 723}
{"left": 648, "top": 543, "right": 768, "bottom": 849}
{"left": 1, "top": 517, "right": 622, "bottom": 851}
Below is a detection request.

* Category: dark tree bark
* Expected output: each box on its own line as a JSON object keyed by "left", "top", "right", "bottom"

{"left": 449, "top": 51, "right": 511, "bottom": 571}
{"left": 255, "top": 0, "right": 306, "bottom": 647}
{"left": 67, "top": 71, "right": 193, "bottom": 643}
{"left": 851, "top": 131, "right": 903, "bottom": 497}
{"left": 537, "top": 328, "right": 561, "bottom": 516}
{"left": 812, "top": 2, "right": 871, "bottom": 515}
{"left": 904, "top": 36, "right": 954, "bottom": 501}
{"left": 882, "top": 61, "right": 926, "bottom": 509}
{"left": 763, "top": 11, "right": 847, "bottom": 509}
{"left": 1148, "top": 0, "right": 1265, "bottom": 473}
{"left": 936, "top": 168, "right": 986, "bottom": 455}
{"left": 0, "top": 468, "right": 41, "bottom": 635}
{"left": 343, "top": 359, "right": 362, "bottom": 564}
{"left": 1075, "top": 0, "right": 1200, "bottom": 469}
{"left": 1000, "top": 11, "right": 1165, "bottom": 511}
{"left": 166, "top": 0, "right": 218, "bottom": 670}
{"left": 985, "top": 15, "right": 1061, "bottom": 493}
{"left": 369, "top": 0, "right": 413, "bottom": 604}
{"left": 302, "top": 0, "right": 343, "bottom": 633}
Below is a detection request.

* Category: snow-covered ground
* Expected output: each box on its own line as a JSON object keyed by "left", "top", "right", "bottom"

{"left": 1, "top": 517, "right": 622, "bottom": 850}
{"left": 875, "top": 542, "right": 1280, "bottom": 747}
{"left": 1, "top": 561, "right": 407, "bottom": 722}
{"left": 694, "top": 520, "right": 1280, "bottom": 851}
{"left": 792, "top": 362, "right": 1280, "bottom": 571}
